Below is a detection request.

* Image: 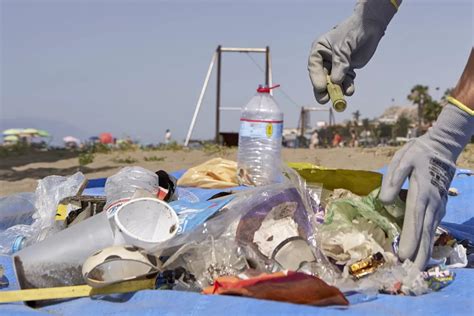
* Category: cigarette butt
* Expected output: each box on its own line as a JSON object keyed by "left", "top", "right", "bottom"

{"left": 326, "top": 75, "right": 347, "bottom": 112}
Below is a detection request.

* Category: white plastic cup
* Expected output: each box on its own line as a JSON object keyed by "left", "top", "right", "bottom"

{"left": 113, "top": 197, "right": 179, "bottom": 251}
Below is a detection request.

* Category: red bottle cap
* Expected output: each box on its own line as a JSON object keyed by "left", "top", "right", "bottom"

{"left": 257, "top": 84, "right": 280, "bottom": 93}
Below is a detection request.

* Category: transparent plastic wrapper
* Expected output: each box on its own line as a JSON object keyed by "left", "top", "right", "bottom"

{"left": 104, "top": 166, "right": 159, "bottom": 213}
{"left": 0, "top": 193, "right": 36, "bottom": 254}
{"left": 320, "top": 188, "right": 405, "bottom": 270}
{"left": 162, "top": 236, "right": 249, "bottom": 289}
{"left": 0, "top": 173, "right": 86, "bottom": 255}
{"left": 353, "top": 260, "right": 430, "bottom": 295}
{"left": 33, "top": 172, "right": 87, "bottom": 241}
{"left": 177, "top": 158, "right": 239, "bottom": 189}
{"left": 0, "top": 193, "right": 36, "bottom": 231}
{"left": 157, "top": 170, "right": 334, "bottom": 289}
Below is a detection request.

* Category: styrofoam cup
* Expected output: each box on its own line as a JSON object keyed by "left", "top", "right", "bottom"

{"left": 114, "top": 197, "right": 179, "bottom": 250}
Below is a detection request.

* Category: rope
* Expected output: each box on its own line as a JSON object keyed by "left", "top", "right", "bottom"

{"left": 245, "top": 53, "right": 300, "bottom": 107}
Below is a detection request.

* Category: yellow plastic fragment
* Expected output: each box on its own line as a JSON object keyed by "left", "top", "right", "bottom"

{"left": 288, "top": 162, "right": 382, "bottom": 196}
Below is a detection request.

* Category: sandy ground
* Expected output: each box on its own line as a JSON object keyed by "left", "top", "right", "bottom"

{"left": 1, "top": 145, "right": 473, "bottom": 197}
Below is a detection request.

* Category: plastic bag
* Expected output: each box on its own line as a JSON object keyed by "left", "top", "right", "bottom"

{"left": 0, "top": 193, "right": 36, "bottom": 231}
{"left": 162, "top": 236, "right": 249, "bottom": 289}
{"left": 177, "top": 158, "right": 239, "bottom": 189}
{"left": 0, "top": 172, "right": 86, "bottom": 254}
{"left": 321, "top": 188, "right": 405, "bottom": 268}
{"left": 32, "top": 172, "right": 87, "bottom": 242}
{"left": 156, "top": 171, "right": 329, "bottom": 289}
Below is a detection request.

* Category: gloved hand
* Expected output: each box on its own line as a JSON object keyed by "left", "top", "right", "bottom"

{"left": 308, "top": 0, "right": 400, "bottom": 104}
{"left": 380, "top": 103, "right": 474, "bottom": 270}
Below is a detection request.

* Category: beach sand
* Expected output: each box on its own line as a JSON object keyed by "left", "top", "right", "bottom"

{"left": 1, "top": 145, "right": 473, "bottom": 196}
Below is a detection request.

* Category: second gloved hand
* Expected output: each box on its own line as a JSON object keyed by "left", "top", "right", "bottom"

{"left": 380, "top": 103, "right": 474, "bottom": 270}
{"left": 308, "top": 0, "right": 400, "bottom": 104}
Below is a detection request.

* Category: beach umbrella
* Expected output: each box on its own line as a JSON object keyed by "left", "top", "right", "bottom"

{"left": 37, "top": 130, "right": 50, "bottom": 137}
{"left": 3, "top": 135, "right": 19, "bottom": 141}
{"left": 22, "top": 128, "right": 40, "bottom": 135}
{"left": 2, "top": 128, "right": 23, "bottom": 136}
{"left": 63, "top": 136, "right": 80, "bottom": 144}
{"left": 99, "top": 133, "right": 113, "bottom": 144}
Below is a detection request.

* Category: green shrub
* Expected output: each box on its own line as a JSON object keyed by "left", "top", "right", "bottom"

{"left": 112, "top": 156, "right": 137, "bottom": 164}
{"left": 78, "top": 151, "right": 95, "bottom": 166}
{"left": 144, "top": 155, "right": 165, "bottom": 162}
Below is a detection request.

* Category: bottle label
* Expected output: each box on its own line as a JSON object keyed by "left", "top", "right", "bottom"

{"left": 240, "top": 119, "right": 283, "bottom": 140}
{"left": 105, "top": 198, "right": 130, "bottom": 219}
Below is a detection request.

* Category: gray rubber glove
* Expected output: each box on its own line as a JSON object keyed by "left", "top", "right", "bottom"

{"left": 308, "top": 0, "right": 400, "bottom": 104}
{"left": 380, "top": 103, "right": 474, "bottom": 270}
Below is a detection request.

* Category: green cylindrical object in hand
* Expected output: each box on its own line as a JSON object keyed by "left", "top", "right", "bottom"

{"left": 326, "top": 75, "right": 347, "bottom": 112}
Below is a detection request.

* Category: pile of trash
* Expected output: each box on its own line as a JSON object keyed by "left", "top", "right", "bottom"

{"left": 0, "top": 159, "right": 471, "bottom": 307}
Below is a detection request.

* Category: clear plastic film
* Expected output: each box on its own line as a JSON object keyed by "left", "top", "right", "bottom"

{"left": 0, "top": 172, "right": 86, "bottom": 255}
{"left": 154, "top": 169, "right": 332, "bottom": 289}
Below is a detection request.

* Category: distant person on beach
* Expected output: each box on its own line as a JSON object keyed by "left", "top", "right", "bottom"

{"left": 308, "top": 0, "right": 474, "bottom": 269}
{"left": 165, "top": 129, "right": 172, "bottom": 144}
{"left": 350, "top": 129, "right": 358, "bottom": 147}
{"left": 309, "top": 130, "right": 319, "bottom": 149}
{"left": 332, "top": 132, "right": 342, "bottom": 147}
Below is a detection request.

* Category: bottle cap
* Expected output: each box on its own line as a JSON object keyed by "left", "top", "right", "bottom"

{"left": 11, "top": 236, "right": 25, "bottom": 253}
{"left": 257, "top": 84, "right": 280, "bottom": 93}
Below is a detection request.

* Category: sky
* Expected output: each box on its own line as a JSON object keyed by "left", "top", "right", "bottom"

{"left": 1, "top": 0, "right": 473, "bottom": 145}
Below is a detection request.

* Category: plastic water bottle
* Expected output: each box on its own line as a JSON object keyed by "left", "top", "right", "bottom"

{"left": 237, "top": 84, "right": 283, "bottom": 186}
{"left": 0, "top": 226, "right": 32, "bottom": 254}
{"left": 104, "top": 166, "right": 160, "bottom": 217}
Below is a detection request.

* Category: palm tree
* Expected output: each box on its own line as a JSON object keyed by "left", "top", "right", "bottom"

{"left": 408, "top": 85, "right": 431, "bottom": 134}
{"left": 393, "top": 115, "right": 411, "bottom": 138}
{"left": 423, "top": 100, "right": 442, "bottom": 124}
{"left": 352, "top": 110, "right": 361, "bottom": 126}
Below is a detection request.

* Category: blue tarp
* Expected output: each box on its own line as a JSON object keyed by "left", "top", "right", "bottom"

{"left": 1, "top": 167, "right": 472, "bottom": 315}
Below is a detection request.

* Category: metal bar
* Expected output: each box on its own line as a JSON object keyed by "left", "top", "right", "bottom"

{"left": 220, "top": 107, "right": 242, "bottom": 111}
{"left": 267, "top": 46, "right": 273, "bottom": 96}
{"left": 220, "top": 47, "right": 267, "bottom": 53}
{"left": 184, "top": 52, "right": 217, "bottom": 147}
{"left": 265, "top": 46, "right": 270, "bottom": 87}
{"left": 300, "top": 107, "right": 305, "bottom": 139}
{"left": 302, "top": 107, "right": 330, "bottom": 112}
{"left": 215, "top": 45, "right": 222, "bottom": 144}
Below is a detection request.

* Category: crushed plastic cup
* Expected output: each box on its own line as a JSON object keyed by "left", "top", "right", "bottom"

{"left": 114, "top": 198, "right": 179, "bottom": 251}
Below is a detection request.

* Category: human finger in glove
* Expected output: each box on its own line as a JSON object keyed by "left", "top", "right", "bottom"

{"left": 380, "top": 49, "right": 474, "bottom": 270}
{"left": 308, "top": 0, "right": 401, "bottom": 104}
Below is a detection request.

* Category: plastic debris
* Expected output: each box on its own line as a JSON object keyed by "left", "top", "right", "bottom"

{"left": 0, "top": 172, "right": 86, "bottom": 254}
{"left": 82, "top": 245, "right": 161, "bottom": 288}
{"left": 104, "top": 166, "right": 161, "bottom": 216}
{"left": 320, "top": 188, "right": 403, "bottom": 269}
{"left": 349, "top": 252, "right": 385, "bottom": 279}
{"left": 0, "top": 264, "right": 8, "bottom": 288}
{"left": 162, "top": 237, "right": 249, "bottom": 289}
{"left": 177, "top": 158, "right": 239, "bottom": 189}
{"left": 422, "top": 265, "right": 456, "bottom": 291}
{"left": 203, "top": 271, "right": 349, "bottom": 307}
